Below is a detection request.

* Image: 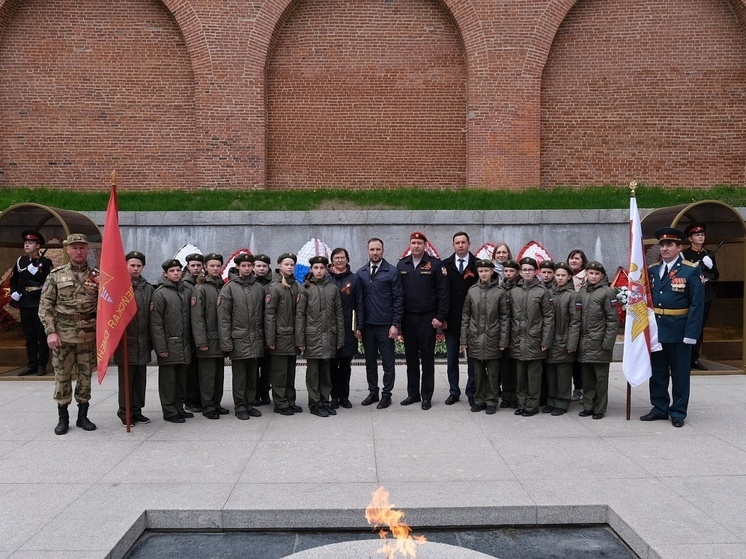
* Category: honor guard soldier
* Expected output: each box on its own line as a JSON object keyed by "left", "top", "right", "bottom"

{"left": 218, "top": 253, "right": 265, "bottom": 420}
{"left": 10, "top": 229, "right": 53, "bottom": 376}
{"left": 181, "top": 253, "right": 204, "bottom": 412}
{"left": 39, "top": 234, "right": 99, "bottom": 435}
{"left": 397, "top": 231, "right": 450, "bottom": 410}
{"left": 641, "top": 227, "right": 704, "bottom": 428}
{"left": 682, "top": 222, "right": 719, "bottom": 370}
{"left": 113, "top": 251, "right": 154, "bottom": 426}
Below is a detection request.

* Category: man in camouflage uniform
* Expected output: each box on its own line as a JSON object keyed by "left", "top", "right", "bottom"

{"left": 38, "top": 234, "right": 99, "bottom": 435}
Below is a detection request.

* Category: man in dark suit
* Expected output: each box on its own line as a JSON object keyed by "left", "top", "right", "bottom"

{"left": 640, "top": 227, "right": 704, "bottom": 428}
{"left": 441, "top": 231, "right": 478, "bottom": 406}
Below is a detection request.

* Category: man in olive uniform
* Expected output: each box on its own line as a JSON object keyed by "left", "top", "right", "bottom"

{"left": 252, "top": 253, "right": 273, "bottom": 406}
{"left": 682, "top": 222, "right": 719, "bottom": 371}
{"left": 10, "top": 229, "right": 52, "bottom": 376}
{"left": 181, "top": 252, "right": 204, "bottom": 412}
{"left": 38, "top": 233, "right": 98, "bottom": 435}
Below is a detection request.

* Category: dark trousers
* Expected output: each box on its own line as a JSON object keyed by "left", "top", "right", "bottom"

{"left": 473, "top": 358, "right": 499, "bottom": 406}
{"left": 232, "top": 358, "right": 258, "bottom": 413}
{"left": 330, "top": 356, "right": 353, "bottom": 400}
{"left": 117, "top": 363, "right": 147, "bottom": 419}
{"left": 184, "top": 353, "right": 201, "bottom": 407}
{"left": 650, "top": 343, "right": 692, "bottom": 420}
{"left": 271, "top": 354, "right": 297, "bottom": 409}
{"left": 572, "top": 360, "right": 583, "bottom": 391}
{"left": 691, "top": 301, "right": 712, "bottom": 364}
{"left": 445, "top": 329, "right": 475, "bottom": 398}
{"left": 306, "top": 358, "right": 332, "bottom": 407}
{"left": 362, "top": 325, "right": 396, "bottom": 398}
{"left": 20, "top": 306, "right": 48, "bottom": 370}
{"left": 257, "top": 354, "right": 272, "bottom": 398}
{"left": 516, "top": 359, "right": 543, "bottom": 412}
{"left": 499, "top": 354, "right": 517, "bottom": 403}
{"left": 198, "top": 357, "right": 225, "bottom": 413}
{"left": 546, "top": 362, "right": 573, "bottom": 411}
{"left": 158, "top": 364, "right": 187, "bottom": 420}
{"left": 402, "top": 313, "right": 436, "bottom": 400}
{"left": 581, "top": 362, "right": 609, "bottom": 414}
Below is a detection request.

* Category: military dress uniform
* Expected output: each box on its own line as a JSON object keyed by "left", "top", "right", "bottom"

{"left": 10, "top": 229, "right": 52, "bottom": 376}
{"left": 38, "top": 233, "right": 98, "bottom": 434}
{"left": 644, "top": 228, "right": 704, "bottom": 425}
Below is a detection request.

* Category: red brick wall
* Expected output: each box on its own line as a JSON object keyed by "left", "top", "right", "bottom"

{"left": 0, "top": 0, "right": 744, "bottom": 191}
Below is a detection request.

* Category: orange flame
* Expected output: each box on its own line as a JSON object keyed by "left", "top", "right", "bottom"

{"left": 365, "top": 486, "right": 426, "bottom": 558}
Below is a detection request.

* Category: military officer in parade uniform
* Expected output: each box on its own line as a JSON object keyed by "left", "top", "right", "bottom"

{"left": 641, "top": 227, "right": 704, "bottom": 428}
{"left": 682, "top": 222, "right": 719, "bottom": 371}
{"left": 10, "top": 229, "right": 52, "bottom": 376}
{"left": 38, "top": 234, "right": 99, "bottom": 435}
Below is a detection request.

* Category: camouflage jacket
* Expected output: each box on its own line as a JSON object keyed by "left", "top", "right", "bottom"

{"left": 38, "top": 263, "right": 99, "bottom": 343}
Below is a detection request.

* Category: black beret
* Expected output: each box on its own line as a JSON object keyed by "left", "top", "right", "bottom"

{"left": 185, "top": 253, "right": 204, "bottom": 263}
{"left": 519, "top": 257, "right": 538, "bottom": 269}
{"left": 503, "top": 259, "right": 520, "bottom": 270}
{"left": 162, "top": 258, "right": 182, "bottom": 271}
{"left": 254, "top": 254, "right": 271, "bottom": 265}
{"left": 234, "top": 253, "right": 255, "bottom": 264}
{"left": 309, "top": 255, "right": 329, "bottom": 266}
{"left": 22, "top": 229, "right": 44, "bottom": 245}
{"left": 475, "top": 258, "right": 494, "bottom": 269}
{"left": 585, "top": 261, "right": 606, "bottom": 274}
{"left": 277, "top": 252, "right": 297, "bottom": 264}
{"left": 125, "top": 251, "right": 146, "bottom": 265}
{"left": 554, "top": 261, "right": 573, "bottom": 274}
{"left": 203, "top": 252, "right": 224, "bottom": 264}
{"left": 539, "top": 260, "right": 556, "bottom": 270}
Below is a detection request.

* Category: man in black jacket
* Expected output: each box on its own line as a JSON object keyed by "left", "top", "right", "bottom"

{"left": 356, "top": 238, "right": 404, "bottom": 409}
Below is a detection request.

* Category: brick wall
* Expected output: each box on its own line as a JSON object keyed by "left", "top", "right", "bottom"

{"left": 0, "top": 0, "right": 744, "bottom": 191}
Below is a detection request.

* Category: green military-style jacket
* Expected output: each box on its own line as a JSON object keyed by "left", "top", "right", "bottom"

{"left": 576, "top": 276, "right": 618, "bottom": 364}
{"left": 264, "top": 271, "right": 299, "bottom": 355}
{"left": 545, "top": 281, "right": 581, "bottom": 364}
{"left": 460, "top": 277, "right": 510, "bottom": 361}
{"left": 217, "top": 274, "right": 265, "bottom": 360}
{"left": 295, "top": 275, "right": 345, "bottom": 359}
{"left": 191, "top": 274, "right": 223, "bottom": 358}
{"left": 150, "top": 279, "right": 193, "bottom": 365}
{"left": 508, "top": 277, "right": 555, "bottom": 361}
{"left": 38, "top": 263, "right": 98, "bottom": 343}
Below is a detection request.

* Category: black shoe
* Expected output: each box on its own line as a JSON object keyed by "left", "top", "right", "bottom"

{"left": 592, "top": 413, "right": 605, "bottom": 420}
{"left": 329, "top": 398, "right": 340, "bottom": 409}
{"left": 514, "top": 408, "right": 525, "bottom": 415}
{"left": 18, "top": 366, "right": 35, "bottom": 377}
{"left": 248, "top": 408, "right": 262, "bottom": 418}
{"left": 324, "top": 406, "right": 337, "bottom": 416}
{"left": 499, "top": 400, "right": 510, "bottom": 408}
{"left": 274, "top": 407, "right": 294, "bottom": 416}
{"left": 361, "top": 394, "right": 380, "bottom": 406}
{"left": 400, "top": 396, "right": 421, "bottom": 406}
{"left": 180, "top": 409, "right": 195, "bottom": 419}
{"left": 578, "top": 409, "right": 594, "bottom": 417}
{"left": 542, "top": 406, "right": 554, "bottom": 414}
{"left": 691, "top": 360, "right": 708, "bottom": 371}
{"left": 290, "top": 405, "right": 303, "bottom": 413}
{"left": 522, "top": 409, "right": 538, "bottom": 417}
{"left": 340, "top": 398, "right": 352, "bottom": 409}
{"left": 76, "top": 403, "right": 97, "bottom": 431}
{"left": 36, "top": 367, "right": 47, "bottom": 376}
{"left": 445, "top": 394, "right": 459, "bottom": 405}
{"left": 216, "top": 406, "right": 230, "bottom": 415}
{"left": 470, "top": 404, "right": 486, "bottom": 412}
{"left": 468, "top": 397, "right": 475, "bottom": 407}
{"left": 672, "top": 418, "right": 685, "bottom": 428}
{"left": 203, "top": 410, "right": 220, "bottom": 419}
{"left": 132, "top": 414, "right": 150, "bottom": 424}
{"left": 120, "top": 416, "right": 136, "bottom": 426}
{"left": 551, "top": 408, "right": 567, "bottom": 416}
{"left": 260, "top": 394, "right": 272, "bottom": 406}
{"left": 421, "top": 399, "right": 432, "bottom": 410}
{"left": 310, "top": 405, "right": 329, "bottom": 418}
{"left": 235, "top": 411, "right": 250, "bottom": 420}
{"left": 184, "top": 402, "right": 202, "bottom": 413}
{"left": 640, "top": 412, "right": 668, "bottom": 421}
{"left": 376, "top": 396, "right": 391, "bottom": 409}
{"left": 165, "top": 415, "right": 185, "bottom": 423}
{"left": 485, "top": 405, "right": 497, "bottom": 415}
{"left": 252, "top": 397, "right": 262, "bottom": 406}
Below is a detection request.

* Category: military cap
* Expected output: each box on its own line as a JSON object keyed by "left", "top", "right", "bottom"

{"left": 277, "top": 252, "right": 297, "bottom": 264}
{"left": 63, "top": 233, "right": 89, "bottom": 246}
{"left": 684, "top": 222, "right": 706, "bottom": 237}
{"left": 554, "top": 261, "right": 573, "bottom": 274}
{"left": 125, "top": 251, "right": 146, "bottom": 265}
{"left": 410, "top": 231, "right": 428, "bottom": 243}
{"left": 254, "top": 253, "right": 271, "bottom": 265}
{"left": 519, "top": 256, "right": 538, "bottom": 269}
{"left": 539, "top": 260, "right": 556, "bottom": 270}
{"left": 585, "top": 261, "right": 606, "bottom": 275}
{"left": 185, "top": 253, "right": 204, "bottom": 263}
{"left": 475, "top": 258, "right": 494, "bottom": 269}
{"left": 234, "top": 253, "right": 255, "bottom": 264}
{"left": 503, "top": 259, "right": 520, "bottom": 270}
{"left": 655, "top": 227, "right": 685, "bottom": 244}
{"left": 162, "top": 258, "right": 182, "bottom": 271}
{"left": 22, "top": 229, "right": 44, "bottom": 245}
{"left": 203, "top": 252, "right": 224, "bottom": 264}
{"left": 309, "top": 255, "right": 329, "bottom": 266}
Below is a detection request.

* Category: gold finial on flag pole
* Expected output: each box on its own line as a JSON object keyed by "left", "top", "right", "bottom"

{"left": 629, "top": 179, "right": 637, "bottom": 197}
{"left": 111, "top": 170, "right": 117, "bottom": 186}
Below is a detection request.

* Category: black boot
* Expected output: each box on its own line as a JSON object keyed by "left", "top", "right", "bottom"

{"left": 54, "top": 405, "right": 69, "bottom": 435}
{"left": 76, "top": 402, "right": 97, "bottom": 431}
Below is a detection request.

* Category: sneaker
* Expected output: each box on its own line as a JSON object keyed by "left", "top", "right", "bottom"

{"left": 119, "top": 416, "right": 136, "bottom": 426}
{"left": 132, "top": 414, "right": 150, "bottom": 424}
{"left": 571, "top": 389, "right": 582, "bottom": 402}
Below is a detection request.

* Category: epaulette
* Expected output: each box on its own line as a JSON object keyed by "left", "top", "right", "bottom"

{"left": 682, "top": 259, "right": 698, "bottom": 268}
{"left": 50, "top": 265, "right": 65, "bottom": 273}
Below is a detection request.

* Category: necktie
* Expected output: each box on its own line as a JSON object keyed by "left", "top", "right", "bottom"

{"left": 662, "top": 264, "right": 669, "bottom": 279}
{"left": 371, "top": 264, "right": 378, "bottom": 278}
{"left": 458, "top": 259, "right": 464, "bottom": 274}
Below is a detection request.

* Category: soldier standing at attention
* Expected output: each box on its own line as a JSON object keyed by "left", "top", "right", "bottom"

{"left": 10, "top": 229, "right": 52, "bottom": 376}
{"left": 113, "top": 251, "right": 155, "bottom": 426}
{"left": 265, "top": 253, "right": 302, "bottom": 416}
{"left": 181, "top": 253, "right": 204, "bottom": 413}
{"left": 397, "top": 231, "right": 450, "bottom": 410}
{"left": 641, "top": 228, "right": 704, "bottom": 428}
{"left": 252, "top": 253, "right": 273, "bottom": 406}
{"left": 498, "top": 259, "right": 520, "bottom": 408}
{"left": 682, "top": 222, "right": 719, "bottom": 371}
{"left": 39, "top": 233, "right": 98, "bottom": 435}
{"left": 218, "top": 253, "right": 265, "bottom": 420}
{"left": 296, "top": 256, "right": 345, "bottom": 417}
{"left": 192, "top": 253, "right": 229, "bottom": 419}
{"left": 151, "top": 259, "right": 193, "bottom": 423}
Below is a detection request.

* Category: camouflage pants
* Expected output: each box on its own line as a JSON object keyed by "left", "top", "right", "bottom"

{"left": 52, "top": 340, "right": 95, "bottom": 406}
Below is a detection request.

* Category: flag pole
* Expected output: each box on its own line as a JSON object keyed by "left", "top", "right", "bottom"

{"left": 626, "top": 180, "right": 635, "bottom": 421}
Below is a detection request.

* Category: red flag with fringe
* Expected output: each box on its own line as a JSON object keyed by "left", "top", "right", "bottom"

{"left": 96, "top": 184, "right": 136, "bottom": 383}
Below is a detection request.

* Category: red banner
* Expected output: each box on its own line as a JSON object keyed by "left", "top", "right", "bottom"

{"left": 96, "top": 184, "right": 136, "bottom": 383}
